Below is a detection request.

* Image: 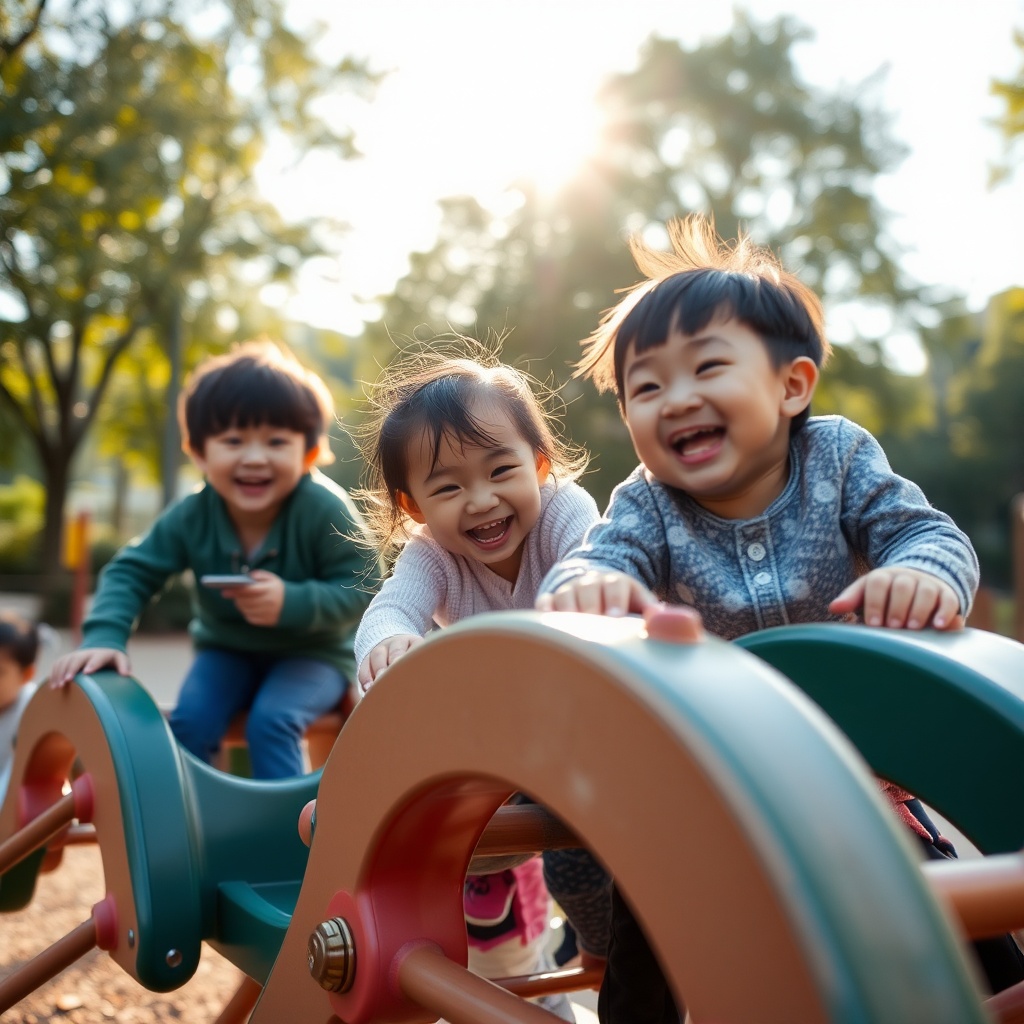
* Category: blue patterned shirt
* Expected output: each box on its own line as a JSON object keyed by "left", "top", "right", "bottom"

{"left": 540, "top": 416, "right": 978, "bottom": 639}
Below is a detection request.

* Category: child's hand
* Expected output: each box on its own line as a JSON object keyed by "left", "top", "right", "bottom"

{"left": 829, "top": 567, "right": 964, "bottom": 631}
{"left": 224, "top": 570, "right": 285, "bottom": 626}
{"left": 48, "top": 647, "right": 131, "bottom": 689}
{"left": 536, "top": 570, "right": 659, "bottom": 618}
{"left": 357, "top": 634, "right": 422, "bottom": 690}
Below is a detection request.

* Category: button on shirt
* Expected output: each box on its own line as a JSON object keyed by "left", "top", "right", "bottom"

{"left": 539, "top": 416, "right": 978, "bottom": 640}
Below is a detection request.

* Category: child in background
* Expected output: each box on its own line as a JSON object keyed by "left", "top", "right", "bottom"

{"left": 0, "top": 610, "right": 40, "bottom": 804}
{"left": 538, "top": 214, "right": 1023, "bottom": 1021}
{"left": 49, "top": 339, "right": 380, "bottom": 779}
{"left": 350, "top": 343, "right": 602, "bottom": 1019}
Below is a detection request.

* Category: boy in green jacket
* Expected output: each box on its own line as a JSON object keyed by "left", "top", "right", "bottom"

{"left": 50, "top": 340, "right": 379, "bottom": 778}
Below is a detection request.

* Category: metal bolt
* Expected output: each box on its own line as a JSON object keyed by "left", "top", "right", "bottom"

{"left": 166, "top": 948, "right": 182, "bottom": 968}
{"left": 307, "top": 917, "right": 356, "bottom": 993}
{"left": 127, "top": 929, "right": 135, "bottom": 948}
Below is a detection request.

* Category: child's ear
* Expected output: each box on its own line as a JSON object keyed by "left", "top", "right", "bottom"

{"left": 303, "top": 445, "right": 321, "bottom": 470}
{"left": 396, "top": 490, "right": 426, "bottom": 524}
{"left": 187, "top": 444, "right": 208, "bottom": 475}
{"left": 535, "top": 452, "right": 552, "bottom": 484}
{"left": 780, "top": 357, "right": 818, "bottom": 419}
{"left": 22, "top": 664, "right": 34, "bottom": 684}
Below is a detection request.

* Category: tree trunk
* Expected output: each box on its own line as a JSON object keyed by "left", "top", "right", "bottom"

{"left": 160, "top": 295, "right": 183, "bottom": 508}
{"left": 39, "top": 450, "right": 70, "bottom": 606}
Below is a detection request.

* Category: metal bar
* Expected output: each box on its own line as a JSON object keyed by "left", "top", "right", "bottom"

{"left": 924, "top": 852, "right": 1024, "bottom": 938}
{"left": 0, "top": 917, "right": 97, "bottom": 1013}
{"left": 474, "top": 804, "right": 579, "bottom": 856}
{"left": 212, "top": 975, "right": 263, "bottom": 1024}
{"left": 495, "top": 964, "right": 604, "bottom": 997}
{"left": 0, "top": 791, "right": 77, "bottom": 874}
{"left": 397, "top": 944, "right": 564, "bottom": 1024}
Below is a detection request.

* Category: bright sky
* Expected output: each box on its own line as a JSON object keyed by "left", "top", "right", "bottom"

{"left": 263, "top": 0, "right": 1024, "bottom": 347}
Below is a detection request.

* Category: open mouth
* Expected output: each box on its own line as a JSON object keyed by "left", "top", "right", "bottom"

{"left": 235, "top": 477, "right": 272, "bottom": 493}
{"left": 670, "top": 427, "right": 724, "bottom": 461}
{"left": 466, "top": 516, "right": 513, "bottom": 548}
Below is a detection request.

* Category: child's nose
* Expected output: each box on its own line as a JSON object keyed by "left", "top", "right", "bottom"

{"left": 466, "top": 483, "right": 499, "bottom": 513}
{"left": 240, "top": 442, "right": 269, "bottom": 462}
{"left": 661, "top": 379, "right": 701, "bottom": 415}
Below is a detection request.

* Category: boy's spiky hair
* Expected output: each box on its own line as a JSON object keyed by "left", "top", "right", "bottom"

{"left": 577, "top": 215, "right": 830, "bottom": 431}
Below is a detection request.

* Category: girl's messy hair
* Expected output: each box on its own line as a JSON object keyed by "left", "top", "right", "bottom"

{"left": 351, "top": 335, "right": 588, "bottom": 557}
{"left": 179, "top": 338, "right": 336, "bottom": 464}
{"left": 577, "top": 214, "right": 830, "bottom": 431}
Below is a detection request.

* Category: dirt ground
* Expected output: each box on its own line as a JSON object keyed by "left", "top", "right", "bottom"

{"left": 0, "top": 844, "right": 600, "bottom": 1024}
{"left": 0, "top": 846, "right": 247, "bottom": 1023}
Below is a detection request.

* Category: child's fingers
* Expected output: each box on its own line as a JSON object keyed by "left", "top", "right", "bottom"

{"left": 858, "top": 573, "right": 897, "bottom": 628}
{"left": 883, "top": 572, "right": 921, "bottom": 628}
{"left": 904, "top": 577, "right": 943, "bottom": 630}
{"left": 626, "top": 580, "right": 660, "bottom": 614}
{"left": 365, "top": 646, "right": 391, "bottom": 684}
{"left": 548, "top": 577, "right": 598, "bottom": 606}
{"left": 827, "top": 577, "right": 866, "bottom": 615}
{"left": 602, "top": 575, "right": 639, "bottom": 617}
{"left": 931, "top": 587, "right": 962, "bottom": 631}
{"left": 356, "top": 659, "right": 373, "bottom": 689}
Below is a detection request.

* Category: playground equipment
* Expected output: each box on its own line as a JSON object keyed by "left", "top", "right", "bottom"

{"left": 1, "top": 611, "right": 1023, "bottom": 1023}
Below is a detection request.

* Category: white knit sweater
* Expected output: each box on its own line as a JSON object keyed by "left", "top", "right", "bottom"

{"left": 354, "top": 480, "right": 599, "bottom": 674}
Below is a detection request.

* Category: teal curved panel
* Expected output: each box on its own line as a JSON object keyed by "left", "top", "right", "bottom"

{"left": 739, "top": 625, "right": 1024, "bottom": 852}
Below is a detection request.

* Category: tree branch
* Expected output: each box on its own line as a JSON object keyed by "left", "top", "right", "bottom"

{"left": 0, "top": 0, "right": 48, "bottom": 68}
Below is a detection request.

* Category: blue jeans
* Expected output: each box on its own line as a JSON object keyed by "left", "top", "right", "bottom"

{"left": 169, "top": 648, "right": 346, "bottom": 779}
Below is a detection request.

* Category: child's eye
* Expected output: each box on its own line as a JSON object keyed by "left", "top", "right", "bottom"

{"left": 430, "top": 484, "right": 459, "bottom": 497}
{"left": 491, "top": 464, "right": 517, "bottom": 478}
{"left": 629, "top": 381, "right": 659, "bottom": 398}
{"left": 696, "top": 359, "right": 728, "bottom": 374}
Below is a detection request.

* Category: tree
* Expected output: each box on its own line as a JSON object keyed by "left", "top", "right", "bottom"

{"left": 991, "top": 29, "right": 1024, "bottom": 184}
{"left": 365, "top": 12, "right": 927, "bottom": 505}
{"left": 0, "top": 1, "right": 376, "bottom": 582}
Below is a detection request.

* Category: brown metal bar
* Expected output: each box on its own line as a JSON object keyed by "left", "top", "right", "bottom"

{"left": 212, "top": 974, "right": 263, "bottom": 1024}
{"left": 495, "top": 963, "right": 604, "bottom": 997}
{"left": 0, "top": 791, "right": 77, "bottom": 874}
{"left": 469, "top": 804, "right": 583, "bottom": 874}
{"left": 473, "top": 804, "right": 579, "bottom": 856}
{"left": 924, "top": 853, "right": 1024, "bottom": 938}
{"left": 60, "top": 823, "right": 99, "bottom": 846}
{"left": 0, "top": 917, "right": 97, "bottom": 1013}
{"left": 397, "top": 943, "right": 565, "bottom": 1024}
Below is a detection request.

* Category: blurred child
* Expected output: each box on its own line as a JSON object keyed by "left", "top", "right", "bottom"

{"left": 49, "top": 339, "right": 380, "bottom": 779}
{"left": 350, "top": 342, "right": 603, "bottom": 1018}
{"left": 0, "top": 610, "right": 40, "bottom": 803}
{"left": 538, "top": 214, "right": 1023, "bottom": 1021}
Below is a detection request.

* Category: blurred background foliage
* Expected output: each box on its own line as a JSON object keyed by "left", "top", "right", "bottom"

{"left": 1, "top": 1, "right": 1023, "bottom": 625}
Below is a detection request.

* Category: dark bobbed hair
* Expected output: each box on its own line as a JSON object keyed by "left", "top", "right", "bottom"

{"left": 0, "top": 610, "right": 39, "bottom": 668}
{"left": 352, "top": 338, "right": 588, "bottom": 556}
{"left": 178, "top": 338, "right": 335, "bottom": 463}
{"left": 577, "top": 215, "right": 830, "bottom": 433}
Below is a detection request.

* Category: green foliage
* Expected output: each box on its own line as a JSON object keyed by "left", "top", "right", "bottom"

{"left": 0, "top": 0, "right": 377, "bottom": 579}
{"left": 991, "top": 29, "right": 1024, "bottom": 184}
{"left": 364, "top": 12, "right": 926, "bottom": 505}
{"left": 0, "top": 473, "right": 43, "bottom": 571}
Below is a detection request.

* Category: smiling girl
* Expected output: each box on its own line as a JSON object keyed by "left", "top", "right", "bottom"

{"left": 352, "top": 343, "right": 596, "bottom": 688}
